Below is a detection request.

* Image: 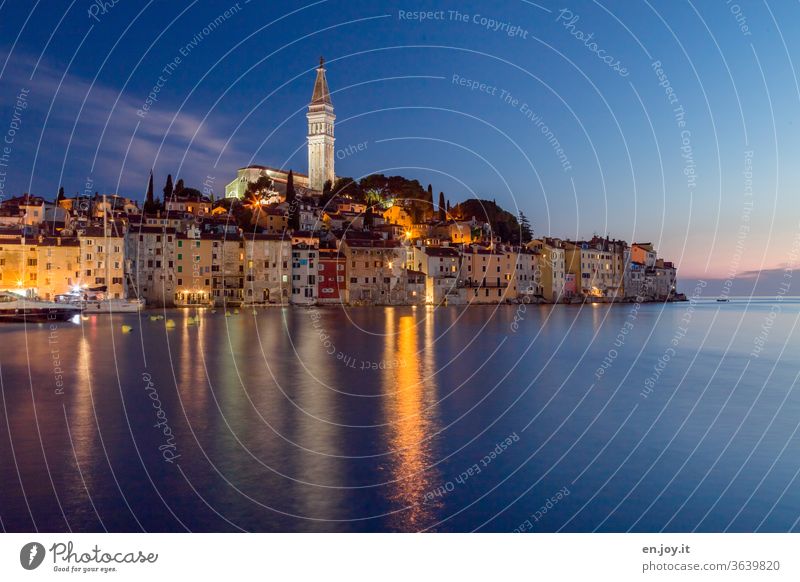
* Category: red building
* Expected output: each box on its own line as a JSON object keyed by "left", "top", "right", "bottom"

{"left": 564, "top": 273, "right": 577, "bottom": 298}
{"left": 317, "top": 248, "right": 346, "bottom": 303}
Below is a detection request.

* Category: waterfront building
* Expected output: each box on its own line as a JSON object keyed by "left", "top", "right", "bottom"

{"left": 125, "top": 226, "right": 178, "bottom": 307}
{"left": 506, "top": 246, "right": 539, "bottom": 300}
{"left": 563, "top": 240, "right": 614, "bottom": 298}
{"left": 529, "top": 238, "right": 566, "bottom": 302}
{"left": 412, "top": 245, "right": 464, "bottom": 305}
{"left": 78, "top": 226, "right": 126, "bottom": 299}
{"left": 623, "top": 247, "right": 646, "bottom": 299}
{"left": 317, "top": 247, "right": 346, "bottom": 304}
{"left": 291, "top": 241, "right": 319, "bottom": 304}
{"left": 654, "top": 260, "right": 677, "bottom": 300}
{"left": 404, "top": 269, "right": 426, "bottom": 304}
{"left": 35, "top": 237, "right": 82, "bottom": 300}
{"left": 0, "top": 235, "right": 38, "bottom": 295}
{"left": 341, "top": 238, "right": 402, "bottom": 304}
{"left": 460, "top": 245, "right": 506, "bottom": 304}
{"left": 215, "top": 235, "right": 245, "bottom": 305}
{"left": 174, "top": 230, "right": 214, "bottom": 306}
{"left": 243, "top": 233, "right": 291, "bottom": 304}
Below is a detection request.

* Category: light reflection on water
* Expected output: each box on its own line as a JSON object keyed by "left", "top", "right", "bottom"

{"left": 1, "top": 302, "right": 800, "bottom": 532}
{"left": 384, "top": 313, "right": 439, "bottom": 531}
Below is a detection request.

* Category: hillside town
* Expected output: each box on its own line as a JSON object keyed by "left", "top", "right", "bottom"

{"left": 0, "top": 59, "right": 678, "bottom": 309}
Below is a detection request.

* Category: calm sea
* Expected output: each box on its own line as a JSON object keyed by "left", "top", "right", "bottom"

{"left": 1, "top": 298, "right": 800, "bottom": 532}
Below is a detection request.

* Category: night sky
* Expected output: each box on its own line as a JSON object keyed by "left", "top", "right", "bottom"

{"left": 1, "top": 0, "right": 799, "bottom": 279}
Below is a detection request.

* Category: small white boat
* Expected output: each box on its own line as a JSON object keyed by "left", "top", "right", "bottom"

{"left": 0, "top": 291, "right": 81, "bottom": 322}
{"left": 80, "top": 298, "right": 145, "bottom": 313}
{"left": 55, "top": 286, "right": 145, "bottom": 313}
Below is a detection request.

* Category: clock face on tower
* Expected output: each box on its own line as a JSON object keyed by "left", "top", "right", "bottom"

{"left": 307, "top": 58, "right": 335, "bottom": 192}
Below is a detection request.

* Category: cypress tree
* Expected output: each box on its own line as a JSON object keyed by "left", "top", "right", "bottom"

{"left": 163, "top": 174, "right": 174, "bottom": 200}
{"left": 365, "top": 204, "right": 374, "bottom": 229}
{"left": 145, "top": 171, "right": 154, "bottom": 209}
{"left": 286, "top": 170, "right": 300, "bottom": 230}
{"left": 438, "top": 191, "right": 446, "bottom": 223}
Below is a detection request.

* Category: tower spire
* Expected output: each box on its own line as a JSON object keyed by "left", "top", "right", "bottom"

{"left": 310, "top": 56, "right": 332, "bottom": 105}
{"left": 307, "top": 56, "right": 335, "bottom": 191}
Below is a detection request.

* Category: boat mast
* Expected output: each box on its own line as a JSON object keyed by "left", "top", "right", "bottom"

{"left": 104, "top": 194, "right": 109, "bottom": 298}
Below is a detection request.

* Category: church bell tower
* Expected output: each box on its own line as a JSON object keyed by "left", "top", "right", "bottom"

{"left": 307, "top": 57, "right": 335, "bottom": 191}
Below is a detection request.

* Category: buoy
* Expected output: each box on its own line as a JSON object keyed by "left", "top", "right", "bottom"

{"left": 187, "top": 316, "right": 197, "bottom": 325}
{"left": 210, "top": 309, "right": 217, "bottom": 314}
{"left": 225, "top": 311, "right": 232, "bottom": 317}
{"left": 149, "top": 315, "right": 159, "bottom": 321}
{"left": 81, "top": 315, "right": 89, "bottom": 321}
{"left": 121, "top": 325, "right": 133, "bottom": 333}
{"left": 233, "top": 309, "right": 239, "bottom": 314}
{"left": 165, "top": 319, "right": 176, "bottom": 328}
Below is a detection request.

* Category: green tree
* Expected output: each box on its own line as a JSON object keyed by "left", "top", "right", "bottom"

{"left": 438, "top": 191, "right": 446, "bottom": 223}
{"left": 332, "top": 177, "right": 362, "bottom": 201}
{"left": 519, "top": 211, "right": 533, "bottom": 243}
{"left": 174, "top": 178, "right": 185, "bottom": 195}
{"left": 163, "top": 174, "right": 174, "bottom": 200}
{"left": 245, "top": 176, "right": 273, "bottom": 200}
{"left": 57, "top": 186, "right": 65, "bottom": 203}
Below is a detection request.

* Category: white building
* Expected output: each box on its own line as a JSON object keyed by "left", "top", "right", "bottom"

{"left": 291, "top": 241, "right": 319, "bottom": 304}
{"left": 225, "top": 57, "right": 336, "bottom": 198}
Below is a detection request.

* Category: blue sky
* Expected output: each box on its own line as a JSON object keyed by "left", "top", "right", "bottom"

{"left": 1, "top": 0, "right": 799, "bottom": 279}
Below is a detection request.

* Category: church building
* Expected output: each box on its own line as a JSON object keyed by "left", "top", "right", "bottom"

{"left": 225, "top": 58, "right": 336, "bottom": 199}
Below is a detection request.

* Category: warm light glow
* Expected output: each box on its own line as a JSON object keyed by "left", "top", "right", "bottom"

{"left": 384, "top": 314, "right": 438, "bottom": 530}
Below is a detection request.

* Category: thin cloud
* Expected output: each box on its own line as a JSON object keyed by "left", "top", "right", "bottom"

{"left": 0, "top": 50, "right": 242, "bottom": 197}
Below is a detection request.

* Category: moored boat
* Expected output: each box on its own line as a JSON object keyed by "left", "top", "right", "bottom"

{"left": 0, "top": 291, "right": 81, "bottom": 322}
{"left": 55, "top": 286, "right": 145, "bottom": 313}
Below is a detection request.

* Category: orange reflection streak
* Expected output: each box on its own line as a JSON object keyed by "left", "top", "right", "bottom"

{"left": 384, "top": 312, "right": 438, "bottom": 531}
{"left": 67, "top": 334, "right": 97, "bottom": 494}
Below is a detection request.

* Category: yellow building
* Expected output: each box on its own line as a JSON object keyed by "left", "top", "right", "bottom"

{"left": 382, "top": 205, "right": 414, "bottom": 230}
{"left": 528, "top": 238, "right": 566, "bottom": 301}
{"left": 563, "top": 239, "right": 625, "bottom": 298}
{"left": 0, "top": 236, "right": 37, "bottom": 295}
{"left": 78, "top": 227, "right": 126, "bottom": 299}
{"left": 0, "top": 235, "right": 82, "bottom": 300}
{"left": 36, "top": 237, "right": 82, "bottom": 300}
